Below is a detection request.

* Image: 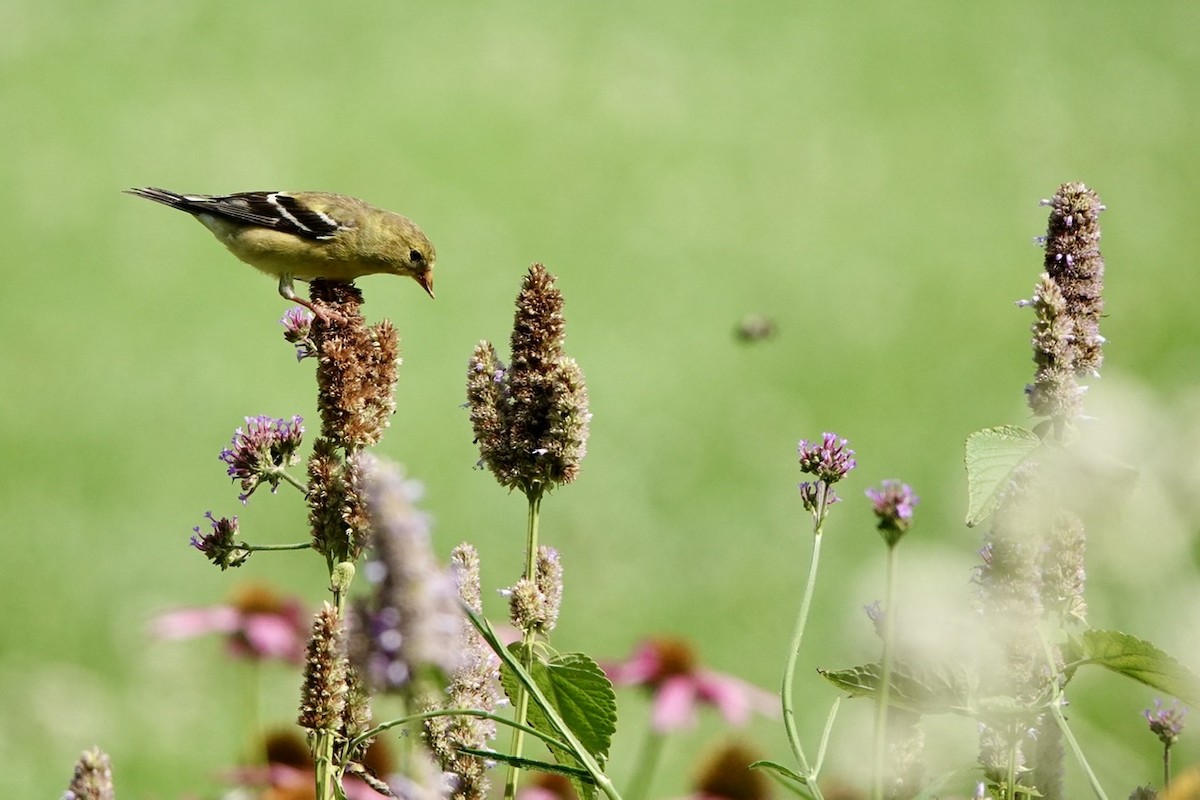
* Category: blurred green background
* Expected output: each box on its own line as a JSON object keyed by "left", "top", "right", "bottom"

{"left": 4, "top": 1, "right": 1200, "bottom": 796}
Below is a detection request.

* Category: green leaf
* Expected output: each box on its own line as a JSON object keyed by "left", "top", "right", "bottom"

{"left": 748, "top": 760, "right": 815, "bottom": 798}
{"left": 963, "top": 426, "right": 1041, "bottom": 527}
{"left": 456, "top": 748, "right": 594, "bottom": 782}
{"left": 501, "top": 650, "right": 617, "bottom": 800}
{"left": 818, "top": 660, "right": 977, "bottom": 715}
{"left": 1076, "top": 629, "right": 1200, "bottom": 706}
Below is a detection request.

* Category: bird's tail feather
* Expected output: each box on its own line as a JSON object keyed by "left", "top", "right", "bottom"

{"left": 124, "top": 186, "right": 199, "bottom": 210}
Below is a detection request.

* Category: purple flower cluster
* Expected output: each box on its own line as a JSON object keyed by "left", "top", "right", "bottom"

{"left": 280, "top": 307, "right": 316, "bottom": 361}
{"left": 866, "top": 480, "right": 919, "bottom": 545}
{"left": 1144, "top": 698, "right": 1187, "bottom": 747}
{"left": 219, "top": 415, "right": 305, "bottom": 503}
{"left": 797, "top": 433, "right": 856, "bottom": 514}
{"left": 189, "top": 511, "right": 247, "bottom": 569}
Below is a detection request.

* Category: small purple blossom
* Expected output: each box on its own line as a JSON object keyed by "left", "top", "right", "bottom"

{"left": 798, "top": 433, "right": 856, "bottom": 484}
{"left": 866, "top": 480, "right": 919, "bottom": 545}
{"left": 864, "top": 600, "right": 885, "bottom": 636}
{"left": 219, "top": 415, "right": 305, "bottom": 503}
{"left": 1144, "top": 698, "right": 1187, "bottom": 747}
{"left": 280, "top": 308, "right": 316, "bottom": 361}
{"left": 190, "top": 512, "right": 248, "bottom": 569}
{"left": 798, "top": 481, "right": 840, "bottom": 514}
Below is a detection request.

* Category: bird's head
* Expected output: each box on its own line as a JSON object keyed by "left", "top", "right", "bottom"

{"left": 375, "top": 212, "right": 436, "bottom": 298}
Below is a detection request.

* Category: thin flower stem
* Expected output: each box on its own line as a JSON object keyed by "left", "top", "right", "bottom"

{"left": 353, "top": 708, "right": 570, "bottom": 754}
{"left": 279, "top": 469, "right": 309, "bottom": 494}
{"left": 625, "top": 727, "right": 666, "bottom": 800}
{"left": 1164, "top": 743, "right": 1172, "bottom": 792}
{"left": 504, "top": 492, "right": 543, "bottom": 800}
{"left": 813, "top": 696, "right": 841, "bottom": 777}
{"left": 871, "top": 543, "right": 899, "bottom": 800}
{"left": 239, "top": 541, "right": 313, "bottom": 552}
{"left": 781, "top": 485, "right": 829, "bottom": 800}
{"left": 1047, "top": 698, "right": 1108, "bottom": 800}
{"left": 1006, "top": 746, "right": 1017, "bottom": 800}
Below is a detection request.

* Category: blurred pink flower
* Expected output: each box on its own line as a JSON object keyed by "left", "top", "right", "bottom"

{"left": 150, "top": 583, "right": 307, "bottom": 664}
{"left": 226, "top": 730, "right": 391, "bottom": 800}
{"left": 603, "top": 638, "right": 778, "bottom": 732}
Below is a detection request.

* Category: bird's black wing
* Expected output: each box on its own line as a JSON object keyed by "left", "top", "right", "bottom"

{"left": 127, "top": 188, "right": 342, "bottom": 241}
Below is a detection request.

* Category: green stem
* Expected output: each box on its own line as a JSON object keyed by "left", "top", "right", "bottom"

{"left": 1006, "top": 743, "right": 1017, "bottom": 800}
{"left": 871, "top": 543, "right": 899, "bottom": 800}
{"left": 239, "top": 541, "right": 312, "bottom": 552}
{"left": 279, "top": 469, "right": 309, "bottom": 494}
{"left": 1047, "top": 697, "right": 1108, "bottom": 800}
{"left": 352, "top": 708, "right": 571, "bottom": 754}
{"left": 780, "top": 485, "right": 829, "bottom": 800}
{"left": 504, "top": 491, "right": 543, "bottom": 800}
{"left": 313, "top": 728, "right": 341, "bottom": 800}
{"left": 625, "top": 727, "right": 666, "bottom": 800}
{"left": 465, "top": 604, "right": 623, "bottom": 800}
{"left": 1164, "top": 743, "right": 1172, "bottom": 792}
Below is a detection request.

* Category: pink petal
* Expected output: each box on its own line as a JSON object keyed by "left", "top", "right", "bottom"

{"left": 694, "top": 671, "right": 779, "bottom": 725}
{"left": 602, "top": 641, "right": 663, "bottom": 685}
{"left": 652, "top": 675, "right": 700, "bottom": 731}
{"left": 240, "top": 613, "right": 306, "bottom": 662}
{"left": 148, "top": 606, "right": 239, "bottom": 640}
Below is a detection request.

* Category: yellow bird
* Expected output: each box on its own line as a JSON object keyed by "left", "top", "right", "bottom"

{"left": 126, "top": 187, "right": 436, "bottom": 315}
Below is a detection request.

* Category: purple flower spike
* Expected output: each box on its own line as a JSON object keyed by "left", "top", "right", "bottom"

{"left": 797, "top": 433, "right": 856, "bottom": 484}
{"left": 866, "top": 480, "right": 919, "bottom": 546}
{"left": 219, "top": 415, "right": 305, "bottom": 503}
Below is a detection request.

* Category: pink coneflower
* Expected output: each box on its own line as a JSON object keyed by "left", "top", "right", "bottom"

{"left": 604, "top": 638, "right": 777, "bottom": 732}
{"left": 149, "top": 583, "right": 308, "bottom": 664}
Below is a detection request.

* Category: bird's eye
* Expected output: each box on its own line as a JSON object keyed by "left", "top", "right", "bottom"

{"left": 409, "top": 249, "right": 424, "bottom": 263}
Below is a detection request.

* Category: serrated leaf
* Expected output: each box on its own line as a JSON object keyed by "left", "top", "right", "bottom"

{"left": 1077, "top": 629, "right": 1200, "bottom": 706}
{"left": 818, "top": 660, "right": 977, "bottom": 715}
{"left": 963, "top": 425, "right": 1041, "bottom": 527}
{"left": 501, "top": 650, "right": 617, "bottom": 800}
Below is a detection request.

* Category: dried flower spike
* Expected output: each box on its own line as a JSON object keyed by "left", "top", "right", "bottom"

{"left": 467, "top": 264, "right": 591, "bottom": 500}
{"left": 1026, "top": 183, "right": 1106, "bottom": 424}
{"left": 64, "top": 747, "right": 115, "bottom": 800}
{"left": 310, "top": 281, "right": 401, "bottom": 451}
{"left": 298, "top": 603, "right": 348, "bottom": 731}
{"left": 425, "top": 543, "right": 502, "bottom": 800}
